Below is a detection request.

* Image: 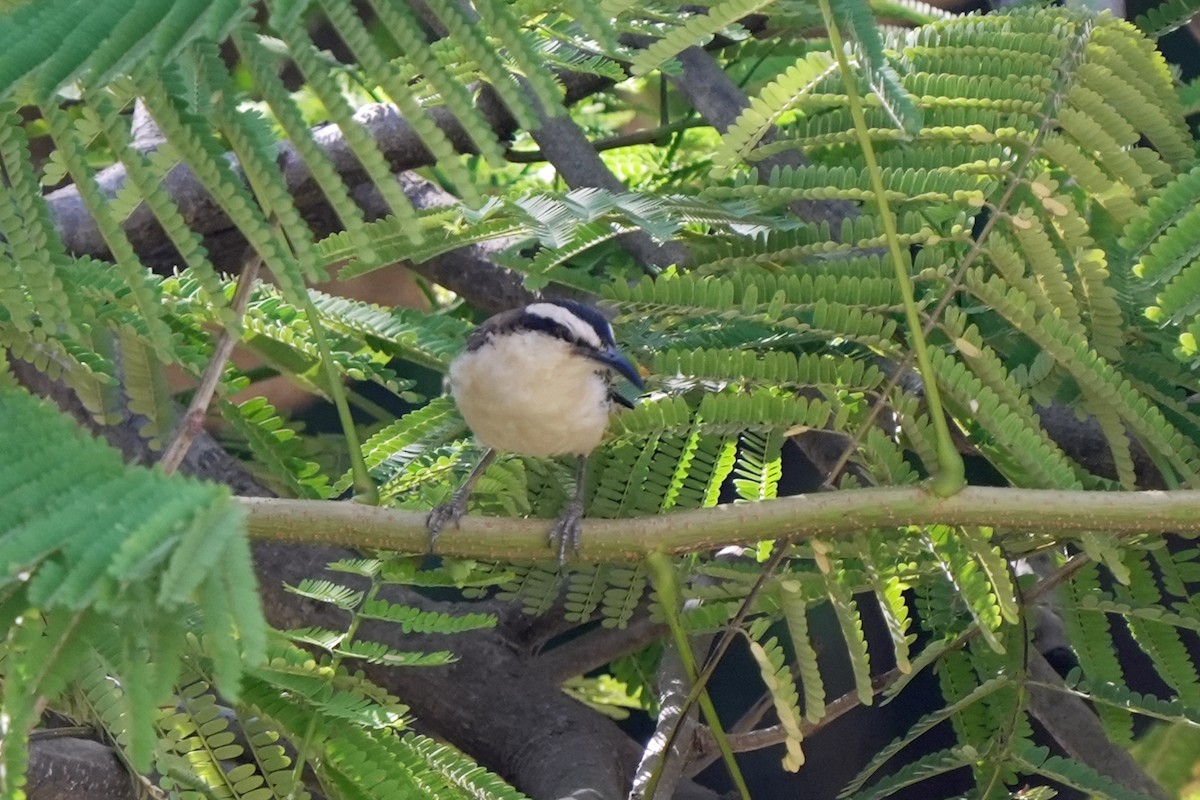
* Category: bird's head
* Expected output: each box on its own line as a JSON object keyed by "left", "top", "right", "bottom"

{"left": 465, "top": 299, "right": 645, "bottom": 391}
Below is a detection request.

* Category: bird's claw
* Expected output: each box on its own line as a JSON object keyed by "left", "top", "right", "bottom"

{"left": 426, "top": 498, "right": 467, "bottom": 552}
{"left": 548, "top": 503, "right": 584, "bottom": 565}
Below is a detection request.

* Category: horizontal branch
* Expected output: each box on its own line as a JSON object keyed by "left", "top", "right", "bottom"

{"left": 242, "top": 486, "right": 1200, "bottom": 561}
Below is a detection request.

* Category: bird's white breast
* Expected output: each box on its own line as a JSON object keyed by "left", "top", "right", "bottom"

{"left": 448, "top": 332, "right": 613, "bottom": 457}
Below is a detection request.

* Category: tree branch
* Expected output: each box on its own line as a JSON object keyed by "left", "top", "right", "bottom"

{"left": 505, "top": 120, "right": 705, "bottom": 163}
{"left": 1026, "top": 651, "right": 1168, "bottom": 800}
{"left": 26, "top": 738, "right": 135, "bottom": 800}
{"left": 45, "top": 66, "right": 604, "bottom": 269}
{"left": 243, "top": 486, "right": 1200, "bottom": 562}
{"left": 629, "top": 640, "right": 706, "bottom": 800}
{"left": 536, "top": 613, "right": 666, "bottom": 683}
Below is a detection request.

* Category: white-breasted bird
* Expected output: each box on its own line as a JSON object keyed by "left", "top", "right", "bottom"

{"left": 427, "top": 300, "right": 644, "bottom": 561}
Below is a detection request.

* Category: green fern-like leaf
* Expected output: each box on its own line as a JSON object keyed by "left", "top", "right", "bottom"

{"left": 832, "top": 0, "right": 923, "bottom": 136}
{"left": 714, "top": 52, "right": 838, "bottom": 173}
{"left": 777, "top": 579, "right": 827, "bottom": 722}
{"left": 234, "top": 36, "right": 379, "bottom": 277}
{"left": 969, "top": 270, "right": 1200, "bottom": 486}
{"left": 343, "top": 397, "right": 467, "bottom": 498}
{"left": 367, "top": 0, "right": 507, "bottom": 166}
{"left": 157, "top": 676, "right": 255, "bottom": 797}
{"left": 241, "top": 647, "right": 527, "bottom": 799}
{"left": 819, "top": 548, "right": 874, "bottom": 705}
{"left": 1070, "top": 670, "right": 1200, "bottom": 726}
{"left": 0, "top": 0, "right": 246, "bottom": 102}
{"left": 357, "top": 598, "right": 497, "bottom": 634}
{"left": 268, "top": 7, "right": 423, "bottom": 242}
{"left": 1136, "top": 0, "right": 1200, "bottom": 38}
{"left": 136, "top": 68, "right": 312, "bottom": 299}
{"left": 222, "top": 396, "right": 334, "bottom": 500}
{"left": 1016, "top": 743, "right": 1158, "bottom": 800}
{"left": 0, "top": 388, "right": 263, "bottom": 789}
{"left": 319, "top": 0, "right": 481, "bottom": 206}
{"left": 856, "top": 536, "right": 914, "bottom": 674}
{"left": 733, "top": 429, "right": 785, "bottom": 502}
{"left": 748, "top": 635, "right": 806, "bottom": 771}
{"left": 196, "top": 41, "right": 328, "bottom": 296}
{"left": 1059, "top": 564, "right": 1135, "bottom": 744}
{"left": 848, "top": 746, "right": 975, "bottom": 800}
{"left": 598, "top": 563, "right": 648, "bottom": 629}
{"left": 629, "top": 0, "right": 778, "bottom": 77}
{"left": 841, "top": 676, "right": 1010, "bottom": 798}
{"left": 40, "top": 101, "right": 174, "bottom": 355}
{"left": 240, "top": 713, "right": 310, "bottom": 799}
{"left": 922, "top": 526, "right": 1007, "bottom": 653}
{"left": 421, "top": 0, "right": 540, "bottom": 130}
{"left": 117, "top": 328, "right": 177, "bottom": 449}
{"left": 928, "top": 345, "right": 1083, "bottom": 490}
{"left": 1118, "top": 550, "right": 1200, "bottom": 708}
{"left": 286, "top": 579, "right": 365, "bottom": 611}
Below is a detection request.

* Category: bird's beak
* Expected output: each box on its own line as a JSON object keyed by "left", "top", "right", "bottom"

{"left": 590, "top": 346, "right": 645, "bottom": 390}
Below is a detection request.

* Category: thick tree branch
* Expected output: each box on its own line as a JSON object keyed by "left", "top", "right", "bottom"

{"left": 1027, "top": 651, "right": 1168, "bottom": 800}
{"left": 26, "top": 738, "right": 135, "bottom": 800}
{"left": 376, "top": 174, "right": 543, "bottom": 313}
{"left": 243, "top": 487, "right": 1200, "bottom": 562}
{"left": 536, "top": 613, "right": 667, "bottom": 683}
{"left": 45, "top": 67, "right": 606, "bottom": 268}
{"left": 44, "top": 18, "right": 842, "bottom": 284}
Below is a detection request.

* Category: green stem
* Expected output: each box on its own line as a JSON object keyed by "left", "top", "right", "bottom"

{"left": 814, "top": 0, "right": 964, "bottom": 497}
{"left": 241, "top": 486, "right": 1200, "bottom": 561}
{"left": 287, "top": 578, "right": 383, "bottom": 798}
{"left": 345, "top": 387, "right": 394, "bottom": 424}
{"left": 644, "top": 552, "right": 750, "bottom": 800}
{"left": 301, "top": 293, "right": 379, "bottom": 504}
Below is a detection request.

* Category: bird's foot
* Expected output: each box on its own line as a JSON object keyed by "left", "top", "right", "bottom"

{"left": 548, "top": 501, "right": 584, "bottom": 565}
{"left": 426, "top": 496, "right": 468, "bottom": 552}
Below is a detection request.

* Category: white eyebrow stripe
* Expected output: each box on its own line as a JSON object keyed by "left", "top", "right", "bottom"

{"left": 525, "top": 302, "right": 604, "bottom": 349}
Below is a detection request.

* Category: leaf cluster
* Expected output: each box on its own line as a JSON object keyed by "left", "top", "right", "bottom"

{"left": 2, "top": 0, "right": 1200, "bottom": 798}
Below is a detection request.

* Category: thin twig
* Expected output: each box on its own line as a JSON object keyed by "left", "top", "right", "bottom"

{"left": 645, "top": 541, "right": 793, "bottom": 785}
{"left": 688, "top": 666, "right": 901, "bottom": 771}
{"left": 159, "top": 253, "right": 262, "bottom": 475}
{"left": 505, "top": 120, "right": 705, "bottom": 163}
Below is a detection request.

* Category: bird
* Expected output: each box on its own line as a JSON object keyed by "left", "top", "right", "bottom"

{"left": 426, "top": 300, "right": 645, "bottom": 562}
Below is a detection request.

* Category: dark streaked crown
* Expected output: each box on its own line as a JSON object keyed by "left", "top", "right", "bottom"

{"left": 543, "top": 300, "right": 616, "bottom": 346}
{"left": 465, "top": 300, "right": 616, "bottom": 352}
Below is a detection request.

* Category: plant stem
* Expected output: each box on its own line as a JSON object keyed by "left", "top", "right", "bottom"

{"left": 643, "top": 552, "right": 750, "bottom": 800}
{"left": 814, "top": 0, "right": 964, "bottom": 497}
{"left": 241, "top": 486, "right": 1200, "bottom": 561}
{"left": 160, "top": 255, "right": 261, "bottom": 475}
{"left": 301, "top": 292, "right": 379, "bottom": 504}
